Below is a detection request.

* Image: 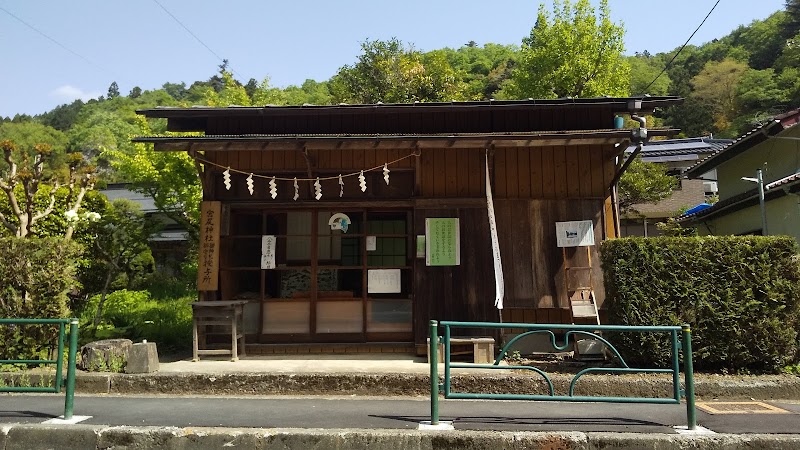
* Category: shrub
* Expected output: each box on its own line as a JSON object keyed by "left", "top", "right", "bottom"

{"left": 0, "top": 237, "right": 82, "bottom": 364}
{"left": 601, "top": 236, "right": 800, "bottom": 374}
{"left": 81, "top": 289, "right": 193, "bottom": 352}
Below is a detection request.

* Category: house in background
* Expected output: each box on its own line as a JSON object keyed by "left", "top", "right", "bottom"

{"left": 620, "top": 137, "right": 730, "bottom": 237}
{"left": 133, "top": 97, "right": 682, "bottom": 355}
{"left": 100, "top": 184, "right": 190, "bottom": 274}
{"left": 679, "top": 108, "right": 800, "bottom": 240}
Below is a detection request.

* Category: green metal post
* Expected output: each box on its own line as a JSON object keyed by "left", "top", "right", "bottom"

{"left": 682, "top": 324, "right": 696, "bottom": 430}
{"left": 63, "top": 319, "right": 78, "bottom": 420}
{"left": 429, "top": 320, "right": 439, "bottom": 425}
{"left": 55, "top": 322, "right": 65, "bottom": 392}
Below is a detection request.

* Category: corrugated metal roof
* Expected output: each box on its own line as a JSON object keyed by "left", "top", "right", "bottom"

{"left": 100, "top": 185, "right": 158, "bottom": 213}
{"left": 625, "top": 137, "right": 732, "bottom": 158}
{"left": 137, "top": 96, "right": 683, "bottom": 118}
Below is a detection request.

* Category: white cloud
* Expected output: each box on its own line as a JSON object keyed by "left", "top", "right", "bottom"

{"left": 50, "top": 85, "right": 103, "bottom": 102}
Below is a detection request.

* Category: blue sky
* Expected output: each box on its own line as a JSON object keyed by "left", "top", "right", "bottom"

{"left": 0, "top": 0, "right": 787, "bottom": 117}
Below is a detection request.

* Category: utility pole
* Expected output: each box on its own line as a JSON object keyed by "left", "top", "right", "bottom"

{"left": 742, "top": 168, "right": 767, "bottom": 235}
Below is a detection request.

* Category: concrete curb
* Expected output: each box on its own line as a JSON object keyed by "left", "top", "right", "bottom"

{"left": 3, "top": 425, "right": 800, "bottom": 450}
{"left": 73, "top": 371, "right": 800, "bottom": 400}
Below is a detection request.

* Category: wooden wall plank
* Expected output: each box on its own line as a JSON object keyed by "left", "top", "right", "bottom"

{"left": 433, "top": 148, "right": 447, "bottom": 197}
{"left": 530, "top": 149, "right": 543, "bottom": 198}
{"left": 589, "top": 145, "right": 604, "bottom": 197}
{"left": 553, "top": 146, "right": 568, "bottom": 199}
{"left": 541, "top": 148, "right": 554, "bottom": 198}
{"left": 457, "top": 148, "right": 470, "bottom": 197}
{"left": 517, "top": 149, "right": 531, "bottom": 198}
{"left": 577, "top": 146, "right": 593, "bottom": 198}
{"left": 421, "top": 150, "right": 435, "bottom": 197}
{"left": 494, "top": 149, "right": 507, "bottom": 198}
{"left": 509, "top": 200, "right": 533, "bottom": 308}
{"left": 445, "top": 148, "right": 458, "bottom": 197}
{"left": 505, "top": 148, "right": 519, "bottom": 198}
{"left": 341, "top": 146, "right": 353, "bottom": 172}
{"left": 566, "top": 146, "right": 580, "bottom": 198}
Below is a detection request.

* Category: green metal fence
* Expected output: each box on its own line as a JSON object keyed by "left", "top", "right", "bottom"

{"left": 429, "top": 320, "right": 696, "bottom": 430}
{"left": 0, "top": 318, "right": 79, "bottom": 420}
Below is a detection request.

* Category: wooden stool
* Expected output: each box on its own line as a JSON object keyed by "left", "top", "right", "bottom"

{"left": 427, "top": 337, "right": 495, "bottom": 364}
{"left": 192, "top": 300, "right": 247, "bottom": 361}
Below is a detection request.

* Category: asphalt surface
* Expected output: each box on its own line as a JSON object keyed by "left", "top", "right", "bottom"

{"left": 2, "top": 394, "right": 799, "bottom": 434}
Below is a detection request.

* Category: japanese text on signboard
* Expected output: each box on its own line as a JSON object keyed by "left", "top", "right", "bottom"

{"left": 198, "top": 201, "right": 221, "bottom": 290}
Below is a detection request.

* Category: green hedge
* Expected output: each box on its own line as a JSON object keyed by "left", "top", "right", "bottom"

{"left": 0, "top": 237, "right": 82, "bottom": 364}
{"left": 600, "top": 236, "right": 800, "bottom": 373}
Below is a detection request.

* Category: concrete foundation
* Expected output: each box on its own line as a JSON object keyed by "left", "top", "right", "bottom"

{"left": 2, "top": 425, "right": 800, "bottom": 450}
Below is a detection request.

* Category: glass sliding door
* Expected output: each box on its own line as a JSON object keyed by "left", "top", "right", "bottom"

{"left": 222, "top": 208, "right": 412, "bottom": 343}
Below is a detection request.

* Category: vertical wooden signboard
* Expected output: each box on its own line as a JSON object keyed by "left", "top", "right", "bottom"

{"left": 198, "top": 201, "right": 221, "bottom": 291}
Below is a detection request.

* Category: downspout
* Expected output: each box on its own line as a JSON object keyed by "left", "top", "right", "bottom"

{"left": 610, "top": 113, "right": 647, "bottom": 187}
{"left": 609, "top": 111, "right": 648, "bottom": 237}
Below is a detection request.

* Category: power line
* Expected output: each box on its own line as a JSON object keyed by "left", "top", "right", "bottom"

{"left": 151, "top": 0, "right": 246, "bottom": 81}
{"left": 643, "top": 0, "right": 722, "bottom": 93}
{"left": 0, "top": 5, "right": 118, "bottom": 80}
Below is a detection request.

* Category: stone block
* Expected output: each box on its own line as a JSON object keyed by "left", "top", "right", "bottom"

{"left": 79, "top": 339, "right": 132, "bottom": 372}
{"left": 6, "top": 424, "right": 100, "bottom": 450}
{"left": 126, "top": 342, "right": 160, "bottom": 374}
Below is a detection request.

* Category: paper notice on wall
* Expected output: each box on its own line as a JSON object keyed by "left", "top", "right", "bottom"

{"left": 425, "top": 218, "right": 460, "bottom": 266}
{"left": 555, "top": 220, "right": 595, "bottom": 247}
{"left": 366, "top": 235, "right": 377, "bottom": 251}
{"left": 368, "top": 269, "right": 402, "bottom": 293}
{"left": 261, "top": 235, "right": 276, "bottom": 269}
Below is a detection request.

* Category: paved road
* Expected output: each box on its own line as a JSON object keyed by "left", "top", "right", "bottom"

{"left": 2, "top": 394, "right": 800, "bottom": 434}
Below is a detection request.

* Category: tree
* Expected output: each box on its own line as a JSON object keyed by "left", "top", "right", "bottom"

{"left": 129, "top": 86, "right": 143, "bottom": 99}
{"left": 330, "top": 38, "right": 466, "bottom": 103}
{"left": 503, "top": 0, "right": 629, "bottom": 99}
{"left": 0, "top": 140, "right": 95, "bottom": 239}
{"left": 37, "top": 100, "right": 85, "bottom": 131}
{"left": 690, "top": 58, "right": 748, "bottom": 135}
{"left": 90, "top": 198, "right": 155, "bottom": 327}
{"left": 617, "top": 157, "right": 677, "bottom": 216}
{"left": 785, "top": 0, "right": 800, "bottom": 39}
{"left": 103, "top": 116, "right": 201, "bottom": 243}
{"left": 162, "top": 82, "right": 188, "bottom": 101}
{"left": 440, "top": 43, "right": 518, "bottom": 100}
{"left": 107, "top": 82, "right": 120, "bottom": 99}
{"left": 628, "top": 55, "right": 671, "bottom": 96}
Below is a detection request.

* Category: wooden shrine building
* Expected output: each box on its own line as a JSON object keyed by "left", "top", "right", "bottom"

{"left": 135, "top": 97, "right": 681, "bottom": 354}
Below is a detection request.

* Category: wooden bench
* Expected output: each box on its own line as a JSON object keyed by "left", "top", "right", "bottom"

{"left": 427, "top": 337, "right": 495, "bottom": 364}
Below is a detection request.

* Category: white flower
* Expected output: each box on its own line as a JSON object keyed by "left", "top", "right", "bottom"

{"left": 64, "top": 210, "right": 79, "bottom": 222}
{"left": 82, "top": 212, "right": 101, "bottom": 222}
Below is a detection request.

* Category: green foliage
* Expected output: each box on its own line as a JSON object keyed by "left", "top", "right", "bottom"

{"left": 330, "top": 38, "right": 467, "bottom": 103}
{"left": 617, "top": 156, "right": 677, "bottom": 215}
{"left": 0, "top": 237, "right": 82, "bottom": 363}
{"left": 504, "top": 0, "right": 629, "bottom": 99}
{"left": 440, "top": 43, "right": 518, "bottom": 100}
{"left": 80, "top": 289, "right": 193, "bottom": 352}
{"left": 601, "top": 236, "right": 800, "bottom": 373}
{"left": 690, "top": 58, "right": 749, "bottom": 135}
{"left": 628, "top": 55, "right": 670, "bottom": 96}
{"left": 102, "top": 116, "right": 201, "bottom": 242}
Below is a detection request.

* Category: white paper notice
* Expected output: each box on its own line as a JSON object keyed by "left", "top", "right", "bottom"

{"left": 261, "top": 235, "right": 276, "bottom": 269}
{"left": 555, "top": 221, "right": 595, "bottom": 248}
{"left": 367, "top": 269, "right": 401, "bottom": 293}
{"left": 366, "top": 235, "right": 377, "bottom": 251}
